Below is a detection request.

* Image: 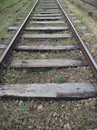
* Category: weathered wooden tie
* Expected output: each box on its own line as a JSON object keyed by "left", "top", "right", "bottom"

{"left": 0, "top": 45, "right": 6, "bottom": 49}
{"left": 0, "top": 83, "right": 96, "bottom": 98}
{"left": 22, "top": 34, "right": 71, "bottom": 39}
{"left": 8, "top": 26, "right": 69, "bottom": 31}
{"left": 33, "top": 14, "right": 62, "bottom": 17}
{"left": 0, "top": 45, "right": 78, "bottom": 51}
{"left": 30, "top": 21, "right": 65, "bottom": 24}
{"left": 91, "top": 44, "right": 97, "bottom": 48}
{"left": 38, "top": 9, "right": 60, "bottom": 12}
{"left": 1, "top": 34, "right": 13, "bottom": 39}
{"left": 15, "top": 45, "right": 78, "bottom": 51}
{"left": 39, "top": 7, "right": 58, "bottom": 9}
{"left": 39, "top": 11, "right": 60, "bottom": 14}
{"left": 8, "top": 27, "right": 18, "bottom": 31}
{"left": 10, "top": 59, "right": 85, "bottom": 68}
{"left": 32, "top": 16, "right": 62, "bottom": 20}
{"left": 40, "top": 5, "right": 57, "bottom": 7}
{"left": 25, "top": 26, "right": 69, "bottom": 31}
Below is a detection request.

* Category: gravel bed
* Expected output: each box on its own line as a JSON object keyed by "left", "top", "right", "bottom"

{"left": 1, "top": 67, "right": 95, "bottom": 83}
{"left": 0, "top": 97, "right": 97, "bottom": 129}
{"left": 19, "top": 38, "right": 76, "bottom": 46}
{"left": 12, "top": 50, "right": 82, "bottom": 60}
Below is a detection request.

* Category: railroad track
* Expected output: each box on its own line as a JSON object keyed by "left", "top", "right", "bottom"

{"left": 0, "top": 0, "right": 21, "bottom": 12}
{"left": 0, "top": 0, "right": 97, "bottom": 98}
{"left": 82, "top": 0, "right": 97, "bottom": 7}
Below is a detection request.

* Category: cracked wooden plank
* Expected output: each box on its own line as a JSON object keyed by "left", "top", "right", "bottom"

{"left": 25, "top": 26, "right": 69, "bottom": 31}
{"left": 0, "top": 45, "right": 78, "bottom": 51}
{"left": 8, "top": 26, "right": 69, "bottom": 31}
{"left": 0, "top": 83, "right": 96, "bottom": 98}
{"left": 33, "top": 14, "right": 61, "bottom": 17}
{"left": 30, "top": 21, "right": 65, "bottom": 24}
{"left": 22, "top": 34, "right": 71, "bottom": 39}
{"left": 10, "top": 59, "right": 85, "bottom": 68}
{"left": 32, "top": 16, "right": 61, "bottom": 20}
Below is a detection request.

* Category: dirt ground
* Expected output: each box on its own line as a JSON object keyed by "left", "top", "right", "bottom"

{"left": 0, "top": 97, "right": 97, "bottom": 129}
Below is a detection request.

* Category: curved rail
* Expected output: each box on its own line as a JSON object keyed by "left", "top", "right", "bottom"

{"left": 56, "top": 0, "right": 97, "bottom": 80}
{"left": 0, "top": 0, "right": 39, "bottom": 70}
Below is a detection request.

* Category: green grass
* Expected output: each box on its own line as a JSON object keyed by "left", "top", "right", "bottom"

{"left": 0, "top": 29, "right": 3, "bottom": 37}
{"left": 20, "top": 104, "right": 28, "bottom": 113}
{"left": 69, "top": 38, "right": 77, "bottom": 44}
{"left": 76, "top": 27, "right": 81, "bottom": 32}
{"left": 49, "top": 38, "right": 57, "bottom": 42}
{"left": 0, "top": 0, "right": 19, "bottom": 11}
{"left": 76, "top": 14, "right": 84, "bottom": 22}
{"left": 37, "top": 70, "right": 44, "bottom": 76}
{"left": 56, "top": 75, "right": 68, "bottom": 83}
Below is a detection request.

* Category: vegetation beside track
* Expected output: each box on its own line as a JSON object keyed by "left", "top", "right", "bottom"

{"left": 0, "top": 0, "right": 19, "bottom": 11}
{"left": 0, "top": 0, "right": 35, "bottom": 39}
{"left": 60, "top": 0, "right": 97, "bottom": 59}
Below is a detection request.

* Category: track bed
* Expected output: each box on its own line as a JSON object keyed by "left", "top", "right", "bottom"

{"left": 0, "top": 0, "right": 97, "bottom": 99}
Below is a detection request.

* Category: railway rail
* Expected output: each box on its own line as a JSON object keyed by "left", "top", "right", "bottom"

{"left": 82, "top": 0, "right": 97, "bottom": 7}
{"left": 0, "top": 0, "right": 97, "bottom": 98}
{"left": 0, "top": 0, "right": 21, "bottom": 12}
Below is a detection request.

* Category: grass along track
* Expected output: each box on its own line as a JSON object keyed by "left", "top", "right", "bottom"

{"left": 0, "top": 0, "right": 21, "bottom": 12}
{"left": 60, "top": 0, "right": 97, "bottom": 61}
{"left": 0, "top": 0, "right": 36, "bottom": 41}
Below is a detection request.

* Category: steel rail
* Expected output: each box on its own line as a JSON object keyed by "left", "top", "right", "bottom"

{"left": 0, "top": 0, "right": 21, "bottom": 12}
{"left": 0, "top": 0, "right": 39, "bottom": 70}
{"left": 82, "top": 0, "right": 97, "bottom": 7}
{"left": 56, "top": 0, "right": 97, "bottom": 80}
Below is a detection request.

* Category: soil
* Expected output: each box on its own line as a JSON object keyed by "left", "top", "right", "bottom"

{"left": 19, "top": 38, "right": 76, "bottom": 46}
{"left": 12, "top": 50, "right": 82, "bottom": 60}
{"left": 0, "top": 98, "right": 97, "bottom": 129}
{"left": 1, "top": 66, "right": 95, "bottom": 84}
